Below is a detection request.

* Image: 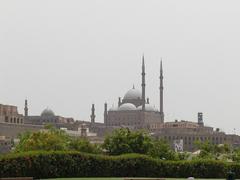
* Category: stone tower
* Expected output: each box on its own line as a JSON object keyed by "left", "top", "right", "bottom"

{"left": 160, "top": 60, "right": 164, "bottom": 122}
{"left": 104, "top": 102, "right": 108, "bottom": 125}
{"left": 198, "top": 112, "right": 204, "bottom": 126}
{"left": 24, "top": 99, "right": 28, "bottom": 117}
{"left": 90, "top": 104, "right": 95, "bottom": 123}
{"left": 141, "top": 55, "right": 146, "bottom": 111}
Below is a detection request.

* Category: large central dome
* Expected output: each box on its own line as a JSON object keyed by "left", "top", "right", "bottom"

{"left": 123, "top": 87, "right": 142, "bottom": 100}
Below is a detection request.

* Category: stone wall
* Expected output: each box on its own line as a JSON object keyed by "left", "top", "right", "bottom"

{"left": 0, "top": 122, "right": 43, "bottom": 138}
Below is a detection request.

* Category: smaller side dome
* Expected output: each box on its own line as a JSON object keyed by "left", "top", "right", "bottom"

{"left": 41, "top": 108, "right": 55, "bottom": 117}
{"left": 137, "top": 104, "right": 156, "bottom": 112}
{"left": 118, "top": 103, "right": 137, "bottom": 111}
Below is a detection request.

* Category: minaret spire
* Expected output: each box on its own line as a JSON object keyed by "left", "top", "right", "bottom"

{"left": 142, "top": 55, "right": 146, "bottom": 111}
{"left": 24, "top": 99, "right": 28, "bottom": 117}
{"left": 104, "top": 102, "right": 108, "bottom": 125}
{"left": 160, "top": 59, "right": 164, "bottom": 122}
{"left": 90, "top": 104, "right": 95, "bottom": 124}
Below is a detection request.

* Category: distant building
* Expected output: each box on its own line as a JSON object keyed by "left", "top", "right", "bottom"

{"left": 61, "top": 124, "right": 97, "bottom": 138}
{"left": 0, "top": 104, "right": 24, "bottom": 124}
{"left": 90, "top": 57, "right": 240, "bottom": 151}
{"left": 152, "top": 119, "right": 236, "bottom": 151}
{"left": 24, "top": 101, "right": 74, "bottom": 125}
{"left": 1, "top": 56, "right": 240, "bottom": 152}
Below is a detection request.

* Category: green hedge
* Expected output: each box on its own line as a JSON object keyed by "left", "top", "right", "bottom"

{"left": 0, "top": 151, "right": 239, "bottom": 179}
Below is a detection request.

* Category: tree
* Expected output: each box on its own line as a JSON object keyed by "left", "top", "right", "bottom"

{"left": 14, "top": 128, "right": 69, "bottom": 152}
{"left": 69, "top": 138, "right": 101, "bottom": 154}
{"left": 102, "top": 128, "right": 153, "bottom": 155}
{"left": 148, "top": 139, "right": 177, "bottom": 160}
{"left": 194, "top": 140, "right": 231, "bottom": 160}
{"left": 14, "top": 126, "right": 102, "bottom": 154}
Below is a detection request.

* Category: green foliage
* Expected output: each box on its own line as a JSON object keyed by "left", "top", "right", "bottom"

{"left": 0, "top": 151, "right": 239, "bottom": 179}
{"left": 232, "top": 148, "right": 240, "bottom": 162}
{"left": 147, "top": 139, "right": 177, "bottom": 160}
{"left": 14, "top": 129, "right": 69, "bottom": 152}
{"left": 14, "top": 128, "right": 100, "bottom": 154}
{"left": 103, "top": 128, "right": 153, "bottom": 155}
{"left": 103, "top": 128, "right": 180, "bottom": 160}
{"left": 176, "top": 152, "right": 191, "bottom": 160}
{"left": 194, "top": 141, "right": 231, "bottom": 160}
{"left": 69, "top": 138, "right": 101, "bottom": 154}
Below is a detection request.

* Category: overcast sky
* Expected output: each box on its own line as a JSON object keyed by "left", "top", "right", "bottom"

{"left": 1, "top": 0, "right": 240, "bottom": 134}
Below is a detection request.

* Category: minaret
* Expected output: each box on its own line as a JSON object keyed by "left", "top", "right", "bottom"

{"left": 90, "top": 104, "right": 95, "bottom": 124}
{"left": 118, "top": 97, "right": 121, "bottom": 107}
{"left": 24, "top": 99, "right": 28, "bottom": 117}
{"left": 198, "top": 112, "right": 204, "bottom": 126}
{"left": 104, "top": 102, "right": 108, "bottom": 125}
{"left": 141, "top": 55, "right": 146, "bottom": 111}
{"left": 160, "top": 60, "right": 164, "bottom": 122}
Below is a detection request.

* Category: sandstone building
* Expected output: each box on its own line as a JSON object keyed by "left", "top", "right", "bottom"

{"left": 0, "top": 104, "right": 24, "bottom": 124}
{"left": 24, "top": 100, "right": 74, "bottom": 125}
{"left": 91, "top": 56, "right": 164, "bottom": 131}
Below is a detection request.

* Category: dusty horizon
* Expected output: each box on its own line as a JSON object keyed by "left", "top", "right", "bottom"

{"left": 1, "top": 0, "right": 240, "bottom": 134}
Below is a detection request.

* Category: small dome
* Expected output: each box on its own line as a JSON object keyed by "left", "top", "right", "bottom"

{"left": 137, "top": 104, "right": 156, "bottom": 112}
{"left": 123, "top": 87, "right": 142, "bottom": 100}
{"left": 118, "top": 103, "right": 137, "bottom": 111}
{"left": 41, "top": 108, "right": 55, "bottom": 117}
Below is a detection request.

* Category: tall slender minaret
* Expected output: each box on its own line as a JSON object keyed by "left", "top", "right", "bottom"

{"left": 142, "top": 55, "right": 146, "bottom": 111}
{"left": 90, "top": 104, "right": 95, "bottom": 124}
{"left": 160, "top": 60, "right": 164, "bottom": 122}
{"left": 104, "top": 102, "right": 108, "bottom": 125}
{"left": 24, "top": 99, "right": 28, "bottom": 117}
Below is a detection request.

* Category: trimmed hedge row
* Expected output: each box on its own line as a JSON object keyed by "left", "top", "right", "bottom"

{"left": 0, "top": 151, "right": 240, "bottom": 179}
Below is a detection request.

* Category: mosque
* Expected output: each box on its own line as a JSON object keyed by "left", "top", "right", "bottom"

{"left": 94, "top": 56, "right": 165, "bottom": 131}
{"left": 88, "top": 56, "right": 240, "bottom": 151}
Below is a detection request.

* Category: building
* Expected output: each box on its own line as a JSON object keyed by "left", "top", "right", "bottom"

{"left": 94, "top": 56, "right": 164, "bottom": 131}
{"left": 0, "top": 104, "right": 42, "bottom": 140}
{"left": 90, "top": 57, "right": 240, "bottom": 151}
{"left": 1, "top": 56, "right": 240, "bottom": 152}
{"left": 0, "top": 104, "right": 24, "bottom": 124}
{"left": 24, "top": 100, "right": 74, "bottom": 125}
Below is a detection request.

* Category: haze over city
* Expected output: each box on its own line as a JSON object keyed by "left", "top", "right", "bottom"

{"left": 1, "top": 0, "right": 240, "bottom": 134}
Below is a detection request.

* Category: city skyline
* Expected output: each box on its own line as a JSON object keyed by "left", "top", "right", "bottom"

{"left": 1, "top": 0, "right": 240, "bottom": 134}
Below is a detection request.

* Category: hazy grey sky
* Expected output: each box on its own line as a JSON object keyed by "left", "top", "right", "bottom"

{"left": 1, "top": 0, "right": 240, "bottom": 134}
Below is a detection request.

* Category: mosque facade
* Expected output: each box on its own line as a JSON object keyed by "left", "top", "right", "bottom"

{"left": 91, "top": 56, "right": 165, "bottom": 131}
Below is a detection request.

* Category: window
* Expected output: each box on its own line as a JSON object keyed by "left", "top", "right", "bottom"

{"left": 5, "top": 116, "right": 8, "bottom": 122}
